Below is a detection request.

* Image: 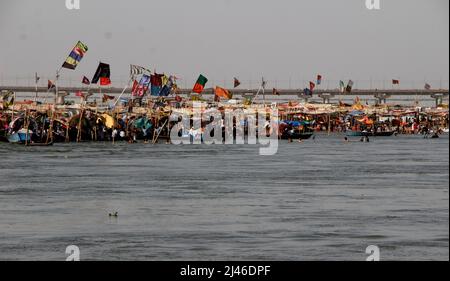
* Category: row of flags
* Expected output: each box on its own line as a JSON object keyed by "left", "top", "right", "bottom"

{"left": 43, "top": 41, "right": 439, "bottom": 104}
{"left": 130, "top": 72, "right": 178, "bottom": 97}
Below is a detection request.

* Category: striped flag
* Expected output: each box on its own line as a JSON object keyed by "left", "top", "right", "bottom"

{"left": 130, "top": 64, "right": 151, "bottom": 77}
{"left": 424, "top": 83, "right": 431, "bottom": 90}
{"left": 62, "top": 41, "right": 88, "bottom": 70}
{"left": 132, "top": 74, "right": 151, "bottom": 97}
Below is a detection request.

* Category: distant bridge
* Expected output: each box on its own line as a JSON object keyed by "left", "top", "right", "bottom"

{"left": 1, "top": 86, "right": 448, "bottom": 96}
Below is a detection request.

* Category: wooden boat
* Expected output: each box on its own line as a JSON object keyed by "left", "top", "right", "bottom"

{"left": 281, "top": 131, "right": 314, "bottom": 140}
{"left": 7, "top": 129, "right": 32, "bottom": 143}
{"left": 0, "top": 130, "right": 8, "bottom": 142}
{"left": 373, "top": 131, "right": 395, "bottom": 137}
{"left": 279, "top": 120, "right": 314, "bottom": 140}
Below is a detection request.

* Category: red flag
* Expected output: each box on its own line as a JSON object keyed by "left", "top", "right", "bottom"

{"left": 309, "top": 81, "right": 316, "bottom": 91}
{"left": 131, "top": 80, "right": 139, "bottom": 96}
{"left": 82, "top": 76, "right": 90, "bottom": 85}
{"left": 392, "top": 79, "right": 400, "bottom": 85}
{"left": 48, "top": 80, "right": 55, "bottom": 90}
{"left": 233, "top": 77, "right": 241, "bottom": 88}
{"left": 102, "top": 94, "right": 115, "bottom": 102}
{"left": 175, "top": 95, "right": 183, "bottom": 102}
{"left": 131, "top": 79, "right": 148, "bottom": 97}
{"left": 75, "top": 91, "right": 85, "bottom": 97}
{"left": 100, "top": 77, "right": 111, "bottom": 86}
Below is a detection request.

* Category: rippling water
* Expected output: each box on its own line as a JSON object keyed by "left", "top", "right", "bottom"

{"left": 0, "top": 133, "right": 448, "bottom": 260}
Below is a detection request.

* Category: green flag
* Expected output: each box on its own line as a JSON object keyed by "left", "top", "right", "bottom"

{"left": 193, "top": 74, "right": 208, "bottom": 94}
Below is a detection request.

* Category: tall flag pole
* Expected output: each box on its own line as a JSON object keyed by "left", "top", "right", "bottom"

{"left": 55, "top": 70, "right": 60, "bottom": 106}
{"left": 34, "top": 72, "right": 40, "bottom": 103}
{"left": 262, "top": 77, "right": 267, "bottom": 106}
{"left": 250, "top": 77, "right": 266, "bottom": 106}
{"left": 57, "top": 41, "right": 88, "bottom": 106}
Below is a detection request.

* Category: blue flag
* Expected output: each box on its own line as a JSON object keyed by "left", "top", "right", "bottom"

{"left": 303, "top": 88, "right": 313, "bottom": 96}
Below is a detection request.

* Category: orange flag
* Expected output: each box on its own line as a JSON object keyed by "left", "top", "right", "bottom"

{"left": 215, "top": 86, "right": 232, "bottom": 100}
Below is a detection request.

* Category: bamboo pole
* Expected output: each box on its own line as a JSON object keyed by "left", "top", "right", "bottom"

{"left": 113, "top": 77, "right": 133, "bottom": 107}
{"left": 34, "top": 72, "right": 39, "bottom": 104}
{"left": 153, "top": 119, "right": 168, "bottom": 144}
{"left": 328, "top": 113, "right": 331, "bottom": 136}
{"left": 11, "top": 91, "right": 16, "bottom": 123}
{"left": 25, "top": 109, "right": 29, "bottom": 145}
{"left": 46, "top": 110, "right": 55, "bottom": 144}
{"left": 65, "top": 122, "right": 70, "bottom": 142}
{"left": 77, "top": 108, "right": 84, "bottom": 142}
{"left": 94, "top": 106, "right": 98, "bottom": 141}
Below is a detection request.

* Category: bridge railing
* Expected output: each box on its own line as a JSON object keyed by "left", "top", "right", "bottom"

{"left": 0, "top": 74, "right": 448, "bottom": 90}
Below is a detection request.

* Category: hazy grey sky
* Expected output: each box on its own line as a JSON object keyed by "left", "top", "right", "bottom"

{"left": 0, "top": 0, "right": 448, "bottom": 88}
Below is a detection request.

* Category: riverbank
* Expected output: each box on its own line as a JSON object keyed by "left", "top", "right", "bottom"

{"left": 1, "top": 97, "right": 448, "bottom": 145}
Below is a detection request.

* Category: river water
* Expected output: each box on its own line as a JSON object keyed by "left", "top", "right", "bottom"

{"left": 0, "top": 133, "right": 448, "bottom": 260}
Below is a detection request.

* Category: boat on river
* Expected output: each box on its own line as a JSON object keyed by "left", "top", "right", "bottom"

{"left": 279, "top": 120, "right": 315, "bottom": 140}
{"left": 281, "top": 131, "right": 314, "bottom": 140}
{"left": 7, "top": 129, "right": 33, "bottom": 143}
{"left": 346, "top": 130, "right": 395, "bottom": 137}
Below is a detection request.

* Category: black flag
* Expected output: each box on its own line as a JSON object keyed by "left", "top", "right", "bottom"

{"left": 92, "top": 62, "right": 111, "bottom": 85}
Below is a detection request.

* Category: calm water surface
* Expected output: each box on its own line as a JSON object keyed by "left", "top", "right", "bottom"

{"left": 0, "top": 134, "right": 448, "bottom": 260}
